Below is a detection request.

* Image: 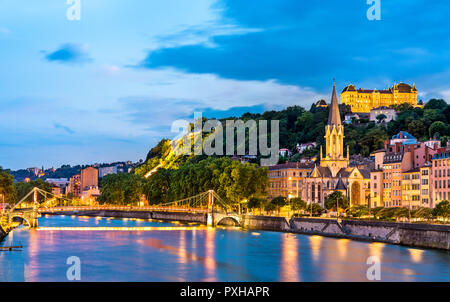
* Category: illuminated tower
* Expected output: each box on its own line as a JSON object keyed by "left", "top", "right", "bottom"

{"left": 320, "top": 80, "right": 349, "bottom": 176}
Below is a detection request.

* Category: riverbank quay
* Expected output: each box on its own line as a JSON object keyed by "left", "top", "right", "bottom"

{"left": 40, "top": 210, "right": 450, "bottom": 250}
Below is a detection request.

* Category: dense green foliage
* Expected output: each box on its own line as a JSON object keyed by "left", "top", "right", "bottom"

{"left": 325, "top": 191, "right": 349, "bottom": 211}
{"left": 247, "top": 197, "right": 266, "bottom": 214}
{"left": 0, "top": 168, "right": 16, "bottom": 204}
{"left": 266, "top": 196, "right": 287, "bottom": 213}
{"left": 14, "top": 178, "right": 52, "bottom": 203}
{"left": 433, "top": 200, "right": 450, "bottom": 218}
{"left": 98, "top": 173, "right": 145, "bottom": 205}
{"left": 102, "top": 157, "right": 268, "bottom": 207}
{"left": 289, "top": 197, "right": 307, "bottom": 214}
{"left": 143, "top": 157, "right": 268, "bottom": 206}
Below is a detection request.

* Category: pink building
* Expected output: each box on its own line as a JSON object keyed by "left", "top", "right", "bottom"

{"left": 431, "top": 150, "right": 450, "bottom": 204}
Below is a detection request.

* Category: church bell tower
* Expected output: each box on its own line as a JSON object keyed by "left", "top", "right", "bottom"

{"left": 320, "top": 80, "right": 349, "bottom": 177}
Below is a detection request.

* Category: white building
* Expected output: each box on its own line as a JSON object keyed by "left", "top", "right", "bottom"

{"left": 370, "top": 106, "right": 397, "bottom": 123}
{"left": 99, "top": 166, "right": 118, "bottom": 178}
{"left": 297, "top": 142, "right": 317, "bottom": 153}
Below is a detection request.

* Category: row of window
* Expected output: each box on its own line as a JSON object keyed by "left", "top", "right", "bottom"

{"left": 434, "top": 169, "right": 450, "bottom": 178}
{"left": 435, "top": 180, "right": 450, "bottom": 189}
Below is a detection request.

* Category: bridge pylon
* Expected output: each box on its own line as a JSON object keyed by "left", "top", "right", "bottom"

{"left": 207, "top": 190, "right": 215, "bottom": 227}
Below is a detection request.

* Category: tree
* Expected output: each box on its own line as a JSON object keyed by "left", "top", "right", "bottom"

{"left": 429, "top": 121, "right": 448, "bottom": 138}
{"left": 412, "top": 207, "right": 433, "bottom": 219}
{"left": 270, "top": 196, "right": 287, "bottom": 214}
{"left": 98, "top": 173, "right": 144, "bottom": 205}
{"left": 359, "top": 128, "right": 388, "bottom": 156}
{"left": 264, "top": 201, "right": 277, "bottom": 213}
{"left": 376, "top": 114, "right": 387, "bottom": 123}
{"left": 424, "top": 99, "right": 448, "bottom": 111}
{"left": 0, "top": 168, "right": 16, "bottom": 204}
{"left": 310, "top": 203, "right": 324, "bottom": 216}
{"left": 346, "top": 205, "right": 369, "bottom": 217}
{"left": 290, "top": 197, "right": 306, "bottom": 215}
{"left": 247, "top": 197, "right": 266, "bottom": 215}
{"left": 407, "top": 119, "right": 426, "bottom": 140}
{"left": 14, "top": 178, "right": 52, "bottom": 204}
{"left": 433, "top": 200, "right": 450, "bottom": 218}
{"left": 325, "top": 191, "right": 349, "bottom": 212}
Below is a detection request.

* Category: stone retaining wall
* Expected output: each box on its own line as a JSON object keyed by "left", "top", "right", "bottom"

{"left": 242, "top": 215, "right": 290, "bottom": 231}
{"left": 290, "top": 218, "right": 450, "bottom": 250}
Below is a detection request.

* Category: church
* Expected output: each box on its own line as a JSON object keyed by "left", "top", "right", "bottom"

{"left": 301, "top": 82, "right": 371, "bottom": 208}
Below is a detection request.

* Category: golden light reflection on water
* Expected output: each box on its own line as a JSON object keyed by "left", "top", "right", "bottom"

{"left": 408, "top": 248, "right": 424, "bottom": 263}
{"left": 337, "top": 238, "right": 349, "bottom": 261}
{"left": 309, "top": 235, "right": 322, "bottom": 263}
{"left": 37, "top": 226, "right": 207, "bottom": 231}
{"left": 178, "top": 230, "right": 188, "bottom": 264}
{"left": 368, "top": 242, "right": 385, "bottom": 260}
{"left": 204, "top": 227, "right": 217, "bottom": 282}
{"left": 280, "top": 234, "right": 300, "bottom": 282}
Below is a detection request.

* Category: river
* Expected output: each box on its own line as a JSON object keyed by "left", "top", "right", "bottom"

{"left": 0, "top": 215, "right": 449, "bottom": 281}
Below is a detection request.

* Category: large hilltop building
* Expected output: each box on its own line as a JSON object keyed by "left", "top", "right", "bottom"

{"left": 341, "top": 83, "right": 418, "bottom": 113}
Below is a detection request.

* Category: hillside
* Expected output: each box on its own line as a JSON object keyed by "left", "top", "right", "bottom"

{"left": 135, "top": 98, "right": 450, "bottom": 176}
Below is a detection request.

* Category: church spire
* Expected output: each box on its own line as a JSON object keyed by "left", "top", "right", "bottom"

{"left": 328, "top": 79, "right": 341, "bottom": 126}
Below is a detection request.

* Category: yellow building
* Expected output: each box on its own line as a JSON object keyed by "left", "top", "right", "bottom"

{"left": 402, "top": 168, "right": 421, "bottom": 209}
{"left": 268, "top": 162, "right": 314, "bottom": 200}
{"left": 420, "top": 165, "right": 432, "bottom": 208}
{"left": 341, "top": 83, "right": 417, "bottom": 113}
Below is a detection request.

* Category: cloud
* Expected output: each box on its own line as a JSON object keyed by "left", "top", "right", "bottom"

{"left": 54, "top": 123, "right": 75, "bottom": 134}
{"left": 138, "top": 0, "right": 450, "bottom": 91}
{"left": 44, "top": 43, "right": 92, "bottom": 64}
{"left": 117, "top": 67, "right": 325, "bottom": 136}
{"left": 154, "top": 22, "right": 262, "bottom": 49}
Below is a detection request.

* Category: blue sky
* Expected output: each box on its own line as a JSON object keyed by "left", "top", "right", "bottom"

{"left": 0, "top": 0, "right": 449, "bottom": 169}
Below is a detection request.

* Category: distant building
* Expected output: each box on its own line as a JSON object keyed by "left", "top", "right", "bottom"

{"left": 315, "top": 99, "right": 328, "bottom": 108}
{"left": 68, "top": 174, "right": 81, "bottom": 197}
{"left": 27, "top": 167, "right": 41, "bottom": 176}
{"left": 344, "top": 113, "right": 360, "bottom": 124}
{"left": 46, "top": 178, "right": 69, "bottom": 196}
{"left": 424, "top": 137, "right": 441, "bottom": 150}
{"left": 99, "top": 166, "right": 118, "bottom": 178}
{"left": 369, "top": 106, "right": 397, "bottom": 123}
{"left": 341, "top": 83, "right": 418, "bottom": 113}
{"left": 82, "top": 186, "right": 100, "bottom": 203}
{"left": 297, "top": 142, "right": 316, "bottom": 153}
{"left": 81, "top": 167, "right": 98, "bottom": 191}
{"left": 51, "top": 185, "right": 63, "bottom": 197}
{"left": 279, "top": 148, "right": 292, "bottom": 157}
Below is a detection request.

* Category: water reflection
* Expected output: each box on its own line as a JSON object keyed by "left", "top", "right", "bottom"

{"left": 204, "top": 227, "right": 216, "bottom": 282}
{"left": 0, "top": 216, "right": 449, "bottom": 282}
{"left": 280, "top": 234, "right": 299, "bottom": 282}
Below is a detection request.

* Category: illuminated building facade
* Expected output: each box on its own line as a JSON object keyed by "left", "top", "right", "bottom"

{"left": 432, "top": 151, "right": 450, "bottom": 205}
{"left": 302, "top": 82, "right": 371, "bottom": 208}
{"left": 341, "top": 83, "right": 417, "bottom": 113}
{"left": 268, "top": 162, "right": 313, "bottom": 199}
